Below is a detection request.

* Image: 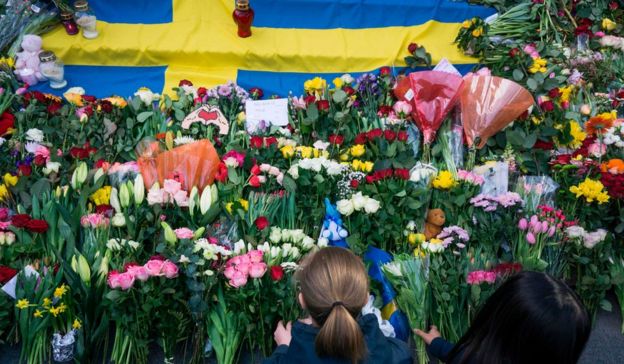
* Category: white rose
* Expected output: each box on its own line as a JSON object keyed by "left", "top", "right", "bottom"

{"left": 317, "top": 237, "right": 329, "bottom": 248}
{"left": 565, "top": 226, "right": 586, "bottom": 239}
{"left": 363, "top": 197, "right": 381, "bottom": 214}
{"left": 134, "top": 88, "right": 160, "bottom": 106}
{"left": 583, "top": 229, "right": 608, "bottom": 249}
{"left": 43, "top": 161, "right": 61, "bottom": 175}
{"left": 288, "top": 165, "right": 299, "bottom": 179}
{"left": 336, "top": 199, "right": 355, "bottom": 216}
{"left": 326, "top": 162, "right": 344, "bottom": 176}
{"left": 106, "top": 239, "right": 121, "bottom": 251}
{"left": 299, "top": 159, "right": 313, "bottom": 170}
{"left": 269, "top": 227, "right": 282, "bottom": 244}
{"left": 352, "top": 192, "right": 367, "bottom": 211}
{"left": 25, "top": 128, "right": 44, "bottom": 143}
{"left": 111, "top": 213, "right": 126, "bottom": 227}
{"left": 341, "top": 74, "right": 354, "bottom": 84}
{"left": 309, "top": 159, "right": 322, "bottom": 173}
{"left": 233, "top": 239, "right": 246, "bottom": 254}
{"left": 301, "top": 236, "right": 315, "bottom": 250}
{"left": 313, "top": 140, "right": 330, "bottom": 150}
{"left": 127, "top": 240, "right": 140, "bottom": 250}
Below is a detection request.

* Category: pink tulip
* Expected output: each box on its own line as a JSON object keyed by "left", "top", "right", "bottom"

{"left": 526, "top": 232, "right": 536, "bottom": 245}
{"left": 547, "top": 226, "right": 556, "bottom": 237}
{"left": 127, "top": 265, "right": 149, "bottom": 281}
{"left": 541, "top": 221, "right": 549, "bottom": 234}
{"left": 530, "top": 215, "right": 539, "bottom": 226}
{"left": 249, "top": 262, "right": 267, "bottom": 278}
{"left": 144, "top": 259, "right": 165, "bottom": 276}
{"left": 248, "top": 250, "right": 264, "bottom": 264}
{"left": 117, "top": 272, "right": 135, "bottom": 290}
{"left": 162, "top": 260, "right": 179, "bottom": 278}
{"left": 518, "top": 218, "right": 528, "bottom": 230}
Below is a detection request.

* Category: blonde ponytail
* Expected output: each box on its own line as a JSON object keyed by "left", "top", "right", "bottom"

{"left": 297, "top": 247, "right": 369, "bottom": 363}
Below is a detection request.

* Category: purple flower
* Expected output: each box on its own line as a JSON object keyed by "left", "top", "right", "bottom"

{"left": 217, "top": 85, "right": 232, "bottom": 97}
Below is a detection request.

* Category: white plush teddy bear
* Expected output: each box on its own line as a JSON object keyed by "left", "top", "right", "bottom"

{"left": 14, "top": 34, "right": 46, "bottom": 85}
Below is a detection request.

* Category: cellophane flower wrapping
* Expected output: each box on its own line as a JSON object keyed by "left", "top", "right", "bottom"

{"left": 516, "top": 175, "right": 559, "bottom": 213}
{"left": 473, "top": 162, "right": 509, "bottom": 197}
{"left": 137, "top": 139, "right": 220, "bottom": 192}
{"left": 460, "top": 75, "right": 534, "bottom": 148}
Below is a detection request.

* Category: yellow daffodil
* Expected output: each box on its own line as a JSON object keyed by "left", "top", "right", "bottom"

{"left": 0, "top": 184, "right": 10, "bottom": 202}
{"left": 58, "top": 303, "right": 67, "bottom": 313}
{"left": 332, "top": 77, "right": 344, "bottom": 89}
{"left": 72, "top": 319, "right": 82, "bottom": 330}
{"left": 350, "top": 145, "right": 366, "bottom": 158}
{"left": 53, "top": 284, "right": 69, "bottom": 299}
{"left": 43, "top": 297, "right": 52, "bottom": 308}
{"left": 432, "top": 171, "right": 456, "bottom": 190}
{"left": 602, "top": 18, "right": 617, "bottom": 31}
{"left": 281, "top": 145, "right": 295, "bottom": 159}
{"left": 49, "top": 306, "right": 61, "bottom": 317}
{"left": 3, "top": 173, "right": 17, "bottom": 187}
{"left": 569, "top": 178, "right": 610, "bottom": 204}
{"left": 90, "top": 186, "right": 112, "bottom": 206}
{"left": 462, "top": 20, "right": 472, "bottom": 29}
{"left": 16, "top": 299, "right": 30, "bottom": 309}
{"left": 528, "top": 58, "right": 547, "bottom": 74}
{"left": 34, "top": 310, "right": 44, "bottom": 318}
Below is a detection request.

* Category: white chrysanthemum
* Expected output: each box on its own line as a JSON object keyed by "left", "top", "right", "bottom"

{"left": 174, "top": 136, "right": 196, "bottom": 146}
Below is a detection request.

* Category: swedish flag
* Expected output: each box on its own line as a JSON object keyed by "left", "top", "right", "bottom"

{"left": 36, "top": 0, "right": 494, "bottom": 96}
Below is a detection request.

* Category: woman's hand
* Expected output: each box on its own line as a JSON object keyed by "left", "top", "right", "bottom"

{"left": 414, "top": 325, "right": 441, "bottom": 345}
{"left": 274, "top": 320, "right": 292, "bottom": 347}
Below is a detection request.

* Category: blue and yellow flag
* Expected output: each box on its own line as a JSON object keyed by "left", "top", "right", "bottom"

{"left": 35, "top": 0, "right": 494, "bottom": 97}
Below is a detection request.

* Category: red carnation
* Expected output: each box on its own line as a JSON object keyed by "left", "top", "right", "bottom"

{"left": 197, "top": 87, "right": 207, "bottom": 98}
{"left": 398, "top": 130, "right": 408, "bottom": 142}
{"left": 250, "top": 136, "right": 263, "bottom": 149}
{"left": 328, "top": 134, "right": 345, "bottom": 145}
{"left": 350, "top": 179, "right": 359, "bottom": 189}
{"left": 179, "top": 80, "right": 193, "bottom": 87}
{"left": 384, "top": 130, "right": 396, "bottom": 142}
{"left": 0, "top": 111, "right": 15, "bottom": 136}
{"left": 367, "top": 128, "right": 383, "bottom": 140}
{"left": 354, "top": 133, "right": 368, "bottom": 145}
{"left": 408, "top": 43, "right": 419, "bottom": 54}
{"left": 249, "top": 87, "right": 264, "bottom": 99}
{"left": 47, "top": 102, "right": 63, "bottom": 114}
{"left": 265, "top": 137, "right": 278, "bottom": 147}
{"left": 11, "top": 214, "right": 32, "bottom": 228}
{"left": 18, "top": 165, "right": 32, "bottom": 176}
{"left": 215, "top": 162, "right": 229, "bottom": 182}
{"left": 379, "top": 67, "right": 391, "bottom": 77}
{"left": 0, "top": 266, "right": 18, "bottom": 285}
{"left": 254, "top": 216, "right": 269, "bottom": 230}
{"left": 316, "top": 100, "right": 330, "bottom": 112}
{"left": 270, "top": 265, "right": 285, "bottom": 281}
{"left": 250, "top": 164, "right": 261, "bottom": 176}
{"left": 249, "top": 175, "right": 261, "bottom": 187}
{"left": 25, "top": 219, "right": 49, "bottom": 234}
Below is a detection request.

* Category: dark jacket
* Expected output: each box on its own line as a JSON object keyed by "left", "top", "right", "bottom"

{"left": 428, "top": 337, "right": 455, "bottom": 362}
{"left": 262, "top": 314, "right": 412, "bottom": 364}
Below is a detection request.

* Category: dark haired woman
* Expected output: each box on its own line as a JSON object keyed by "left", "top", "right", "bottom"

{"left": 263, "top": 247, "right": 412, "bottom": 364}
{"left": 415, "top": 271, "right": 591, "bottom": 364}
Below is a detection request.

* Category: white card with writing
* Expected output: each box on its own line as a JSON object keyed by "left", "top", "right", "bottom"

{"left": 245, "top": 98, "right": 289, "bottom": 132}
{"left": 1, "top": 265, "right": 39, "bottom": 299}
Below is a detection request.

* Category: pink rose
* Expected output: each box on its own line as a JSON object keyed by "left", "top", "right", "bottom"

{"left": 144, "top": 259, "right": 165, "bottom": 276}
{"left": 229, "top": 270, "right": 248, "bottom": 288}
{"left": 174, "top": 227, "right": 194, "bottom": 239}
{"left": 163, "top": 179, "right": 182, "bottom": 195}
{"left": 127, "top": 265, "right": 149, "bottom": 281}
{"left": 224, "top": 265, "right": 237, "bottom": 279}
{"left": 249, "top": 262, "right": 267, "bottom": 278}
{"left": 239, "top": 254, "right": 251, "bottom": 266}
{"left": 162, "top": 260, "right": 179, "bottom": 278}
{"left": 227, "top": 256, "right": 241, "bottom": 267}
{"left": 107, "top": 270, "right": 121, "bottom": 289}
{"left": 117, "top": 272, "right": 135, "bottom": 290}
{"left": 237, "top": 262, "right": 251, "bottom": 275}
{"left": 248, "top": 250, "right": 264, "bottom": 264}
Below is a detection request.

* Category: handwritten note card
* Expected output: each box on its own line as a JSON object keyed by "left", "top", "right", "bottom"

{"left": 245, "top": 98, "right": 289, "bottom": 132}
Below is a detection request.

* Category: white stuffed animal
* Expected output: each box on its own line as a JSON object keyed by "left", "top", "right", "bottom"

{"left": 14, "top": 35, "right": 46, "bottom": 85}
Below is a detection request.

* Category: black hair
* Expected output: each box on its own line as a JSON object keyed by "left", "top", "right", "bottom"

{"left": 448, "top": 271, "right": 591, "bottom": 364}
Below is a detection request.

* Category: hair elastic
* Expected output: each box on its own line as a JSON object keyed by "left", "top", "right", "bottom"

{"left": 331, "top": 301, "right": 345, "bottom": 308}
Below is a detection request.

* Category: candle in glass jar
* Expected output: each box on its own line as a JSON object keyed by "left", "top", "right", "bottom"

{"left": 39, "top": 51, "right": 67, "bottom": 89}
{"left": 60, "top": 11, "right": 79, "bottom": 35}
{"left": 74, "top": 0, "right": 99, "bottom": 39}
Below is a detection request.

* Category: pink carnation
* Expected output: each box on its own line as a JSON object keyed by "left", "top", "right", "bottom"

{"left": 144, "top": 259, "right": 165, "bottom": 276}
{"left": 162, "top": 260, "right": 179, "bottom": 278}
{"left": 174, "top": 227, "right": 194, "bottom": 239}
{"left": 126, "top": 265, "right": 149, "bottom": 281}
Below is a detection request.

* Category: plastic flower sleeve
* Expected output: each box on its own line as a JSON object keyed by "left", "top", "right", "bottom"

{"left": 406, "top": 123, "right": 421, "bottom": 158}
{"left": 449, "top": 108, "right": 464, "bottom": 168}
{"left": 515, "top": 175, "right": 559, "bottom": 212}
{"left": 52, "top": 330, "right": 76, "bottom": 362}
{"left": 473, "top": 162, "right": 509, "bottom": 197}
{"left": 136, "top": 137, "right": 162, "bottom": 189}
{"left": 156, "top": 140, "right": 220, "bottom": 192}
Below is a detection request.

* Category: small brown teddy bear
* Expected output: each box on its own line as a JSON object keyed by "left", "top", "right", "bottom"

{"left": 424, "top": 208, "right": 446, "bottom": 240}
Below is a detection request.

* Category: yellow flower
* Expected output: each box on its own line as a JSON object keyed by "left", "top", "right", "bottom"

{"left": 45, "top": 94, "right": 62, "bottom": 103}
{"left": 351, "top": 159, "right": 363, "bottom": 171}
{"left": 332, "top": 77, "right": 344, "bottom": 89}
{"left": 568, "top": 121, "right": 587, "bottom": 149}
{"left": 53, "top": 284, "right": 69, "bottom": 299}
{"left": 43, "top": 298, "right": 52, "bottom": 308}
{"left": 602, "top": 18, "right": 617, "bottom": 31}
{"left": 432, "top": 171, "right": 456, "bottom": 190}
{"left": 3, "top": 173, "right": 17, "bottom": 187}
{"left": 462, "top": 20, "right": 472, "bottom": 29}
{"left": 363, "top": 161, "right": 374, "bottom": 173}
{"left": 472, "top": 27, "right": 483, "bottom": 37}
{"left": 413, "top": 248, "right": 425, "bottom": 258}
{"left": 102, "top": 96, "right": 127, "bottom": 108}
{"left": 559, "top": 86, "right": 574, "bottom": 103}
{"left": 350, "top": 145, "right": 366, "bottom": 158}
{"left": 339, "top": 153, "right": 349, "bottom": 162}
{"left": 569, "top": 178, "right": 610, "bottom": 204}
{"left": 0, "top": 57, "right": 15, "bottom": 68}
{"left": 49, "top": 306, "right": 61, "bottom": 317}
{"left": 16, "top": 299, "right": 30, "bottom": 309}
{"left": 408, "top": 233, "right": 426, "bottom": 245}
{"left": 34, "top": 310, "right": 43, "bottom": 318}
{"left": 528, "top": 58, "right": 547, "bottom": 74}
{"left": 296, "top": 146, "right": 314, "bottom": 159}
{"left": 64, "top": 93, "right": 84, "bottom": 107}
{"left": 90, "top": 186, "right": 112, "bottom": 206}
{"left": 281, "top": 145, "right": 295, "bottom": 159}
{"left": 239, "top": 199, "right": 249, "bottom": 211}
{"left": 58, "top": 303, "right": 67, "bottom": 313}
{"left": 236, "top": 112, "right": 246, "bottom": 125}
{"left": 531, "top": 116, "right": 542, "bottom": 125}
{"left": 0, "top": 184, "right": 8, "bottom": 202}
{"left": 72, "top": 319, "right": 82, "bottom": 330}
{"left": 225, "top": 202, "right": 233, "bottom": 214}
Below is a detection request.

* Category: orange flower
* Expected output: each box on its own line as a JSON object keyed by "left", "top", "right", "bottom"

{"left": 585, "top": 113, "right": 615, "bottom": 136}
{"left": 601, "top": 159, "right": 624, "bottom": 174}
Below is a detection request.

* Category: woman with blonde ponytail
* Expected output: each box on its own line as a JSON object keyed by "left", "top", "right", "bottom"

{"left": 263, "top": 247, "right": 412, "bottom": 364}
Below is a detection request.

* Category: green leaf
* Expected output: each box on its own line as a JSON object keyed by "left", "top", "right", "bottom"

{"left": 332, "top": 90, "right": 347, "bottom": 104}
{"left": 512, "top": 69, "right": 524, "bottom": 81}
{"left": 174, "top": 108, "right": 186, "bottom": 122}
{"left": 526, "top": 78, "right": 538, "bottom": 91}
{"left": 137, "top": 111, "right": 154, "bottom": 123}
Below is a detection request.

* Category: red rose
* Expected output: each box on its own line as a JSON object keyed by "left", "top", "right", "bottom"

{"left": 250, "top": 164, "right": 261, "bottom": 176}
{"left": 508, "top": 48, "right": 520, "bottom": 58}
{"left": 11, "top": 214, "right": 31, "bottom": 228}
{"left": 398, "top": 130, "right": 408, "bottom": 142}
{"left": 350, "top": 179, "right": 359, "bottom": 189}
{"left": 270, "top": 265, "right": 285, "bottom": 281}
{"left": 316, "top": 100, "right": 330, "bottom": 112}
{"left": 379, "top": 67, "right": 391, "bottom": 77}
{"left": 0, "top": 266, "right": 18, "bottom": 285}
{"left": 82, "top": 95, "right": 96, "bottom": 103}
{"left": 534, "top": 140, "right": 554, "bottom": 150}
{"left": 47, "top": 102, "right": 63, "bottom": 114}
{"left": 254, "top": 216, "right": 269, "bottom": 230}
{"left": 250, "top": 87, "right": 264, "bottom": 99}
{"left": 609, "top": 1, "right": 619, "bottom": 10}
{"left": 99, "top": 100, "right": 113, "bottom": 113}
{"left": 95, "top": 204, "right": 114, "bottom": 217}
{"left": 550, "top": 154, "right": 571, "bottom": 166}
{"left": 265, "top": 137, "right": 278, "bottom": 147}
{"left": 31, "top": 91, "right": 46, "bottom": 103}
{"left": 250, "top": 136, "right": 263, "bottom": 148}
{"left": 540, "top": 100, "right": 554, "bottom": 112}
{"left": 328, "top": 134, "right": 344, "bottom": 145}
{"left": 18, "top": 164, "right": 32, "bottom": 176}
{"left": 303, "top": 95, "right": 316, "bottom": 105}
{"left": 365, "top": 175, "right": 375, "bottom": 184}
{"left": 343, "top": 86, "right": 355, "bottom": 96}
{"left": 197, "top": 87, "right": 207, "bottom": 98}
{"left": 179, "top": 80, "right": 193, "bottom": 87}
{"left": 408, "top": 43, "right": 419, "bottom": 54}
{"left": 548, "top": 88, "right": 561, "bottom": 99}
{"left": 249, "top": 175, "right": 261, "bottom": 187}
{"left": 367, "top": 128, "right": 383, "bottom": 140}
{"left": 354, "top": 133, "right": 368, "bottom": 145}
{"left": 394, "top": 168, "right": 410, "bottom": 180}
{"left": 33, "top": 155, "right": 46, "bottom": 166}
{"left": 377, "top": 105, "right": 392, "bottom": 117}
{"left": 25, "top": 219, "right": 49, "bottom": 234}
{"left": 0, "top": 111, "right": 15, "bottom": 136}
{"left": 384, "top": 130, "right": 396, "bottom": 142}
{"left": 215, "top": 162, "right": 229, "bottom": 182}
